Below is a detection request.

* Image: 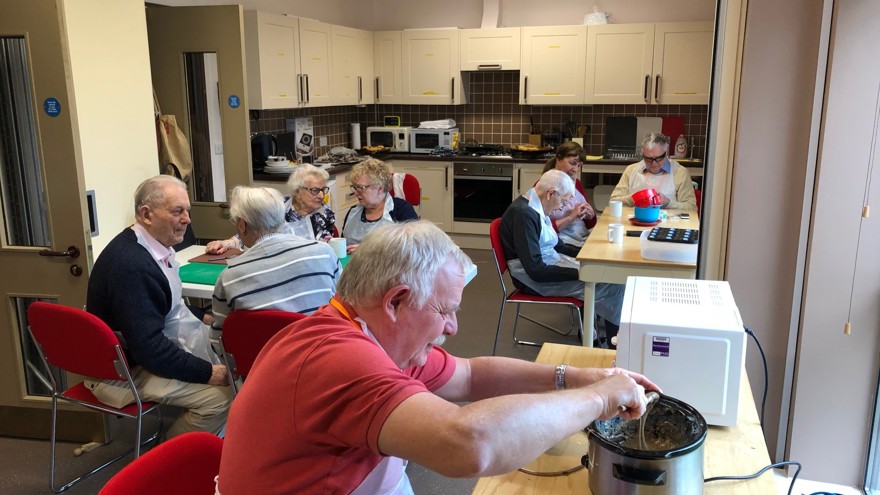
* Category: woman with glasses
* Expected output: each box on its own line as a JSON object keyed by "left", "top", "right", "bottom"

{"left": 608, "top": 133, "right": 697, "bottom": 211}
{"left": 342, "top": 158, "right": 418, "bottom": 253}
{"left": 540, "top": 142, "right": 598, "bottom": 247}
{"left": 205, "top": 164, "right": 336, "bottom": 254}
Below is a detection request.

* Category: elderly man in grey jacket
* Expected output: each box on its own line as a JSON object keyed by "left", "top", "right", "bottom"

{"left": 211, "top": 186, "right": 342, "bottom": 329}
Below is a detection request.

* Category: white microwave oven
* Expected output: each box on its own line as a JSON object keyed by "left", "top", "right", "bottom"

{"left": 410, "top": 128, "right": 459, "bottom": 154}
{"left": 366, "top": 126, "right": 412, "bottom": 152}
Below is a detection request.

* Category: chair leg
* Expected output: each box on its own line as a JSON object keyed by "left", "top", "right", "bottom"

{"left": 513, "top": 303, "right": 582, "bottom": 348}
{"left": 492, "top": 295, "right": 507, "bottom": 356}
{"left": 512, "top": 303, "right": 541, "bottom": 347}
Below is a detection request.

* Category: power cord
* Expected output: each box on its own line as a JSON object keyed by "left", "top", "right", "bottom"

{"left": 705, "top": 460, "right": 801, "bottom": 495}
{"left": 744, "top": 326, "right": 769, "bottom": 429}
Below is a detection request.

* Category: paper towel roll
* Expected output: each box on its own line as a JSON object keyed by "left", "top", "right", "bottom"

{"left": 351, "top": 123, "right": 361, "bottom": 150}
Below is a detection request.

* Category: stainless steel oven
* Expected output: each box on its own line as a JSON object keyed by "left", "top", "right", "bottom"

{"left": 453, "top": 162, "right": 514, "bottom": 223}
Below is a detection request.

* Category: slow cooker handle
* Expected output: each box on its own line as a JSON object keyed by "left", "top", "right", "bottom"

{"left": 612, "top": 464, "right": 667, "bottom": 486}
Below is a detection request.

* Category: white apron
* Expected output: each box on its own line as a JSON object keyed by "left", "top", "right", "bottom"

{"left": 547, "top": 186, "right": 590, "bottom": 247}
{"left": 282, "top": 196, "right": 318, "bottom": 240}
{"left": 343, "top": 193, "right": 395, "bottom": 244}
{"left": 162, "top": 250, "right": 221, "bottom": 365}
{"left": 628, "top": 161, "right": 676, "bottom": 202}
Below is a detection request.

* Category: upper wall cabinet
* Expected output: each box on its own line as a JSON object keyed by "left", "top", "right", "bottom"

{"left": 520, "top": 25, "right": 587, "bottom": 105}
{"left": 585, "top": 22, "right": 712, "bottom": 104}
{"left": 460, "top": 27, "right": 521, "bottom": 70}
{"left": 374, "top": 31, "right": 403, "bottom": 104}
{"left": 332, "top": 25, "right": 374, "bottom": 105}
{"left": 244, "top": 11, "right": 301, "bottom": 109}
{"left": 402, "top": 29, "right": 465, "bottom": 105}
{"left": 244, "top": 12, "right": 335, "bottom": 109}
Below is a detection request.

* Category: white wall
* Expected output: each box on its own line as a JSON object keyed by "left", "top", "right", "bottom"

{"left": 150, "top": 0, "right": 715, "bottom": 30}
{"left": 65, "top": 0, "right": 159, "bottom": 255}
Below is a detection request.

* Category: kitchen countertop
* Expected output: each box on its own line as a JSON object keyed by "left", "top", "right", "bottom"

{"left": 252, "top": 153, "right": 704, "bottom": 182}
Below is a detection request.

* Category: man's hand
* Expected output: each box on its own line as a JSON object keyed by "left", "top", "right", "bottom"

{"left": 208, "top": 365, "right": 230, "bottom": 386}
{"left": 569, "top": 367, "right": 661, "bottom": 393}
{"left": 587, "top": 374, "right": 647, "bottom": 421}
{"left": 659, "top": 193, "right": 671, "bottom": 208}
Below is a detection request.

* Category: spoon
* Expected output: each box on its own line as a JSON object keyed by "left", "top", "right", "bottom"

{"left": 638, "top": 392, "right": 661, "bottom": 450}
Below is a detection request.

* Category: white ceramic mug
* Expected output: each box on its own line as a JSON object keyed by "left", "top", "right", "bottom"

{"left": 608, "top": 200, "right": 623, "bottom": 218}
{"left": 607, "top": 223, "right": 624, "bottom": 244}
{"left": 329, "top": 237, "right": 347, "bottom": 259}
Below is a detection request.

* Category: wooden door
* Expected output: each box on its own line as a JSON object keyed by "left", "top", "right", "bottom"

{"left": 652, "top": 22, "right": 714, "bottom": 104}
{"left": 459, "top": 27, "right": 521, "bottom": 70}
{"left": 374, "top": 31, "right": 403, "bottom": 104}
{"left": 244, "top": 11, "right": 302, "bottom": 110}
{"left": 147, "top": 5, "right": 251, "bottom": 240}
{"left": 0, "top": 0, "right": 96, "bottom": 436}
{"left": 402, "top": 29, "right": 463, "bottom": 105}
{"left": 299, "top": 19, "right": 335, "bottom": 107}
{"left": 332, "top": 25, "right": 373, "bottom": 105}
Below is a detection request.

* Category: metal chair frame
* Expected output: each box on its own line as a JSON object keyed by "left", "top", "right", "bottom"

{"left": 27, "top": 304, "right": 163, "bottom": 493}
{"left": 488, "top": 218, "right": 584, "bottom": 355}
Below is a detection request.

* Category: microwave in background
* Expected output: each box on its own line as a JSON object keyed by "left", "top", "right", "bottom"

{"left": 410, "top": 128, "right": 459, "bottom": 154}
{"left": 366, "top": 126, "right": 412, "bottom": 152}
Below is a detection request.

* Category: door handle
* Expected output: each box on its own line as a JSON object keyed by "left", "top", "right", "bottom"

{"left": 654, "top": 74, "right": 660, "bottom": 102}
{"left": 219, "top": 203, "right": 230, "bottom": 209}
{"left": 304, "top": 74, "right": 310, "bottom": 103}
{"left": 643, "top": 74, "right": 650, "bottom": 102}
{"left": 357, "top": 76, "right": 363, "bottom": 102}
{"left": 39, "top": 245, "right": 80, "bottom": 259}
{"left": 523, "top": 76, "right": 528, "bottom": 103}
{"left": 451, "top": 76, "right": 455, "bottom": 104}
{"left": 375, "top": 77, "right": 380, "bottom": 102}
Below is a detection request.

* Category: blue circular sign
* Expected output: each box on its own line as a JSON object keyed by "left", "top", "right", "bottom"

{"left": 44, "top": 97, "right": 61, "bottom": 117}
{"left": 228, "top": 95, "right": 240, "bottom": 109}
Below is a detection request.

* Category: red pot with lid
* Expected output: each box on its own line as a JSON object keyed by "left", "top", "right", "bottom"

{"left": 631, "top": 188, "right": 662, "bottom": 208}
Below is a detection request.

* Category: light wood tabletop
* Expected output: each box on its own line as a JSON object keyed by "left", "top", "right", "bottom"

{"left": 471, "top": 343, "right": 775, "bottom": 494}
{"left": 576, "top": 207, "right": 699, "bottom": 346}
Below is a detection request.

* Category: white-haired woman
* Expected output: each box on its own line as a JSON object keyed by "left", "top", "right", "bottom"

{"left": 205, "top": 164, "right": 335, "bottom": 254}
{"left": 499, "top": 169, "right": 624, "bottom": 346}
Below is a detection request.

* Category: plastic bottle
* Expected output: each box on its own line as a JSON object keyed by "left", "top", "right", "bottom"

{"left": 673, "top": 135, "right": 688, "bottom": 159}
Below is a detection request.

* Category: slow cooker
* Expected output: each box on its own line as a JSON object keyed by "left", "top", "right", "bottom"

{"left": 582, "top": 394, "right": 708, "bottom": 495}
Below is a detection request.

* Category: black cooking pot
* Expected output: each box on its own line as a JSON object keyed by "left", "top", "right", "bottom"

{"left": 251, "top": 133, "right": 277, "bottom": 170}
{"left": 583, "top": 394, "right": 707, "bottom": 495}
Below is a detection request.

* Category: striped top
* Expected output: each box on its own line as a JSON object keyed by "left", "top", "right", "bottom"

{"left": 211, "top": 233, "right": 341, "bottom": 329}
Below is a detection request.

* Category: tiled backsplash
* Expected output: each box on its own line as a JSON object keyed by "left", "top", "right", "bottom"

{"left": 250, "top": 71, "right": 708, "bottom": 159}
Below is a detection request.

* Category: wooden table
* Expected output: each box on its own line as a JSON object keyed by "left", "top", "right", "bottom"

{"left": 576, "top": 207, "right": 699, "bottom": 346}
{"left": 472, "top": 343, "right": 775, "bottom": 494}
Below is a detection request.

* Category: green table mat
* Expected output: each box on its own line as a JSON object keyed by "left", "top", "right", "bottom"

{"left": 179, "top": 262, "right": 226, "bottom": 285}
{"left": 340, "top": 255, "right": 350, "bottom": 268}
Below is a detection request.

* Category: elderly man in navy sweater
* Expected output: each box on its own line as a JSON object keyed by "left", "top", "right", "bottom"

{"left": 85, "top": 175, "right": 232, "bottom": 438}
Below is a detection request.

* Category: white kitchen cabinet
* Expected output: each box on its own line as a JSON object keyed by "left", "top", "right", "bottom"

{"left": 298, "top": 18, "right": 335, "bottom": 107}
{"left": 520, "top": 25, "right": 586, "bottom": 105}
{"left": 332, "top": 25, "right": 373, "bottom": 105}
{"left": 244, "top": 12, "right": 335, "bottom": 109}
{"left": 373, "top": 31, "right": 403, "bottom": 104}
{"left": 390, "top": 161, "right": 453, "bottom": 232}
{"left": 244, "top": 11, "right": 301, "bottom": 109}
{"left": 584, "top": 22, "right": 712, "bottom": 104}
{"left": 402, "top": 29, "right": 465, "bottom": 105}
{"left": 516, "top": 163, "right": 544, "bottom": 196}
{"left": 460, "top": 27, "right": 521, "bottom": 70}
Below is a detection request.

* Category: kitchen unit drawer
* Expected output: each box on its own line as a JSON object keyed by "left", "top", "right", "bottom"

{"left": 460, "top": 27, "right": 521, "bottom": 70}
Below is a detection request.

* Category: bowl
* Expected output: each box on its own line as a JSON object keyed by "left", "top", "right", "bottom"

{"left": 631, "top": 188, "right": 662, "bottom": 208}
{"left": 634, "top": 205, "right": 661, "bottom": 223}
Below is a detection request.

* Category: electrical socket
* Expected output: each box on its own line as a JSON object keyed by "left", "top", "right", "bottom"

{"left": 318, "top": 136, "right": 328, "bottom": 147}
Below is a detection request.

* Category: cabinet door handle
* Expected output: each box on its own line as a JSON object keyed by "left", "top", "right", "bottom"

{"left": 643, "top": 74, "right": 650, "bottom": 102}
{"left": 357, "top": 76, "right": 363, "bottom": 102}
{"left": 445, "top": 168, "right": 448, "bottom": 190}
{"left": 654, "top": 74, "right": 660, "bottom": 102}
{"left": 297, "top": 74, "right": 304, "bottom": 103}
{"left": 477, "top": 64, "right": 502, "bottom": 70}
{"left": 451, "top": 76, "right": 455, "bottom": 104}
{"left": 523, "top": 76, "right": 529, "bottom": 103}
{"left": 305, "top": 74, "right": 311, "bottom": 103}
{"left": 517, "top": 168, "right": 522, "bottom": 191}
{"left": 375, "top": 77, "right": 380, "bottom": 102}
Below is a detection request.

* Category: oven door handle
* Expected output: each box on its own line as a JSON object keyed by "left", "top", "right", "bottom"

{"left": 453, "top": 175, "right": 513, "bottom": 181}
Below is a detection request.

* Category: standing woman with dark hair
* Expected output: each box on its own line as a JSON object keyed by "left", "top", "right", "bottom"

{"left": 540, "top": 142, "right": 597, "bottom": 247}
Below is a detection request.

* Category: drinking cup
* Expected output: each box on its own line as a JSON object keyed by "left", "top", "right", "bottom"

{"left": 607, "top": 224, "right": 624, "bottom": 244}
{"left": 329, "top": 238, "right": 347, "bottom": 259}
{"left": 608, "top": 200, "right": 623, "bottom": 218}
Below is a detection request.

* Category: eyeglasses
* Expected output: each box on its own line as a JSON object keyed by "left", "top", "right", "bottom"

{"left": 349, "top": 184, "right": 374, "bottom": 193}
{"left": 300, "top": 186, "right": 329, "bottom": 196}
{"left": 642, "top": 153, "right": 667, "bottom": 163}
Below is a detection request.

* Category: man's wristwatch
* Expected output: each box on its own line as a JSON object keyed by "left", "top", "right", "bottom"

{"left": 555, "top": 364, "right": 568, "bottom": 390}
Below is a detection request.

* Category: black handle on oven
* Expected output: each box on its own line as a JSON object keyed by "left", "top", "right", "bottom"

{"left": 453, "top": 175, "right": 512, "bottom": 182}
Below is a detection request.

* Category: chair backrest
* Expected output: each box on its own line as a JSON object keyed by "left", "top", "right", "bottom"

{"left": 27, "top": 302, "right": 128, "bottom": 381}
{"left": 488, "top": 218, "right": 508, "bottom": 276}
{"left": 694, "top": 188, "right": 702, "bottom": 216}
{"left": 391, "top": 172, "right": 421, "bottom": 207}
{"left": 221, "top": 310, "right": 306, "bottom": 377}
{"left": 99, "top": 431, "right": 223, "bottom": 495}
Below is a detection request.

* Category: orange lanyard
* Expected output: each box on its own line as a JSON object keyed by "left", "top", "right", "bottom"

{"left": 329, "top": 296, "right": 363, "bottom": 331}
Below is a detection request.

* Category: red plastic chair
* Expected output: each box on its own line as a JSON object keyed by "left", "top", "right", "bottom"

{"left": 391, "top": 172, "right": 421, "bottom": 212}
{"left": 26, "top": 302, "right": 163, "bottom": 493}
{"left": 99, "top": 431, "right": 222, "bottom": 495}
{"left": 219, "top": 310, "right": 307, "bottom": 395}
{"left": 694, "top": 188, "right": 702, "bottom": 216}
{"left": 488, "top": 219, "right": 584, "bottom": 355}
